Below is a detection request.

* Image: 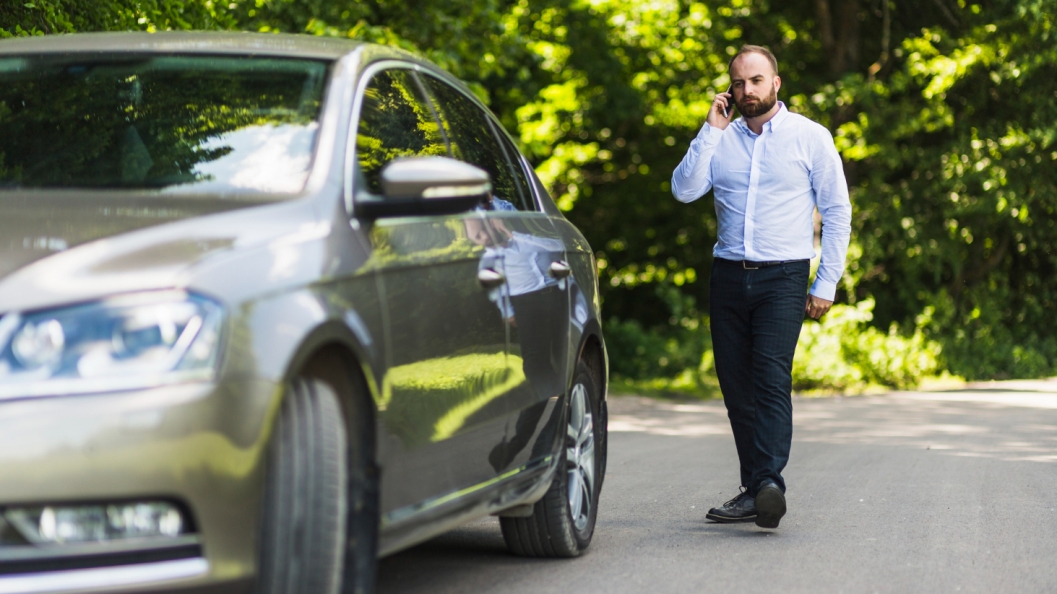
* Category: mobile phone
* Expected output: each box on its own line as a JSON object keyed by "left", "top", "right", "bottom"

{"left": 722, "top": 85, "right": 732, "bottom": 118}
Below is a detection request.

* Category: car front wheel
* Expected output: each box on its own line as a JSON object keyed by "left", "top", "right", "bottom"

{"left": 256, "top": 376, "right": 376, "bottom": 594}
{"left": 500, "top": 359, "right": 606, "bottom": 557}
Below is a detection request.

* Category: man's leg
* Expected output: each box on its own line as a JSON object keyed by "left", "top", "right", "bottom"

{"left": 709, "top": 260, "right": 757, "bottom": 490}
{"left": 747, "top": 261, "right": 810, "bottom": 494}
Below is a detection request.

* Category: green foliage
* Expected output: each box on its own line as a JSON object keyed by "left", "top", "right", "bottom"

{"left": 607, "top": 291, "right": 944, "bottom": 397}
{"left": 928, "top": 287, "right": 1057, "bottom": 379}
{"left": 793, "top": 300, "right": 942, "bottom": 392}
{"left": 0, "top": 1, "right": 232, "bottom": 37}
{"left": 605, "top": 315, "right": 716, "bottom": 395}
{"left": 603, "top": 283, "right": 718, "bottom": 397}
{"left": 837, "top": 2, "right": 1057, "bottom": 379}
{"left": 4, "top": 0, "right": 1056, "bottom": 386}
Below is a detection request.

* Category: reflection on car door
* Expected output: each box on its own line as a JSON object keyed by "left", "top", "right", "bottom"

{"left": 352, "top": 67, "right": 513, "bottom": 518}
{"left": 419, "top": 73, "right": 572, "bottom": 479}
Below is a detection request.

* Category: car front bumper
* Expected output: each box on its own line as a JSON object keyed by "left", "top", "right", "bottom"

{"left": 0, "top": 379, "right": 280, "bottom": 593}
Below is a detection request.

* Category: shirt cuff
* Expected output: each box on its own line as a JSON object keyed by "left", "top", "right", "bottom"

{"left": 809, "top": 278, "right": 838, "bottom": 302}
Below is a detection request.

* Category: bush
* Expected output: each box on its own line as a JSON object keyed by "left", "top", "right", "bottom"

{"left": 925, "top": 288, "right": 1057, "bottom": 381}
{"left": 607, "top": 297, "right": 946, "bottom": 398}
{"left": 793, "top": 299, "right": 943, "bottom": 392}
{"left": 604, "top": 316, "right": 718, "bottom": 397}
{"left": 604, "top": 283, "right": 719, "bottom": 397}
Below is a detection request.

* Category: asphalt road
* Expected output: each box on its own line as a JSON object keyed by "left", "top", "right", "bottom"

{"left": 376, "top": 382, "right": 1057, "bottom": 593}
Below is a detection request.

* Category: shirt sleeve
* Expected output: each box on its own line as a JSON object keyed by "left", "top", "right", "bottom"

{"left": 509, "top": 231, "right": 562, "bottom": 253}
{"left": 492, "top": 196, "right": 517, "bottom": 211}
{"left": 671, "top": 122, "right": 724, "bottom": 203}
{"left": 808, "top": 126, "right": 853, "bottom": 301}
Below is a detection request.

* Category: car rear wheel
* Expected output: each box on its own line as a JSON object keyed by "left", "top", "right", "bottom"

{"left": 257, "top": 376, "right": 376, "bottom": 594}
{"left": 500, "top": 359, "right": 606, "bottom": 557}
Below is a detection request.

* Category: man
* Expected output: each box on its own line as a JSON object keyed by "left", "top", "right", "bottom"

{"left": 670, "top": 45, "right": 852, "bottom": 529}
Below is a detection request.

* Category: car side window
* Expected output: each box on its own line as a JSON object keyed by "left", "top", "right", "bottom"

{"left": 418, "top": 74, "right": 528, "bottom": 212}
{"left": 354, "top": 68, "right": 448, "bottom": 196}
{"left": 494, "top": 131, "right": 538, "bottom": 212}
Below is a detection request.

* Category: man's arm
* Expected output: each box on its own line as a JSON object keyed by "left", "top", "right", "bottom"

{"left": 671, "top": 124, "right": 722, "bottom": 202}
{"left": 807, "top": 125, "right": 853, "bottom": 311}
{"left": 671, "top": 90, "right": 734, "bottom": 202}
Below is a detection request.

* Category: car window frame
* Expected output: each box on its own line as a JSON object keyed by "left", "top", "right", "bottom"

{"left": 414, "top": 71, "right": 544, "bottom": 214}
{"left": 487, "top": 120, "right": 540, "bottom": 213}
{"left": 343, "top": 59, "right": 452, "bottom": 217}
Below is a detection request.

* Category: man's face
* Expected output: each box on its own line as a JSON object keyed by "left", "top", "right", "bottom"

{"left": 730, "top": 52, "right": 781, "bottom": 118}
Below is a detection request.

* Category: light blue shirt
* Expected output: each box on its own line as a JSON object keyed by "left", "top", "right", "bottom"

{"left": 671, "top": 103, "right": 852, "bottom": 300}
{"left": 480, "top": 232, "right": 563, "bottom": 319}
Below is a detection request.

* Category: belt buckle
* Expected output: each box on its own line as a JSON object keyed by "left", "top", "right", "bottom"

{"left": 742, "top": 260, "right": 760, "bottom": 270}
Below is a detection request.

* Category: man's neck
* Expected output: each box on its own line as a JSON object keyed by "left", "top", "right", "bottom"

{"left": 743, "top": 102, "right": 781, "bottom": 135}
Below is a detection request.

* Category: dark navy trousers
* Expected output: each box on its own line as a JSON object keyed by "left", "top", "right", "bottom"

{"left": 709, "top": 258, "right": 809, "bottom": 495}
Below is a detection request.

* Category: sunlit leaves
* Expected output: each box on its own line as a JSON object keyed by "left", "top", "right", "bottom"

{"left": 842, "top": 0, "right": 1057, "bottom": 378}
{"left": 5, "top": 0, "right": 1057, "bottom": 381}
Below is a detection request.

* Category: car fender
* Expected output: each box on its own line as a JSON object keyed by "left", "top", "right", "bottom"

{"left": 226, "top": 288, "right": 384, "bottom": 404}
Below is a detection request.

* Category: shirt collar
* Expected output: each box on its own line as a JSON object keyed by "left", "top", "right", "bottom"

{"left": 768, "top": 102, "right": 790, "bottom": 130}
{"left": 735, "top": 101, "right": 789, "bottom": 135}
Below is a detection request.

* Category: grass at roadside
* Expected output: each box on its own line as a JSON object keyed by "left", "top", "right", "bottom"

{"left": 608, "top": 374, "right": 721, "bottom": 400}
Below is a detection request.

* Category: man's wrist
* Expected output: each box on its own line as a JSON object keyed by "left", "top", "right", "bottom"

{"left": 808, "top": 279, "right": 838, "bottom": 302}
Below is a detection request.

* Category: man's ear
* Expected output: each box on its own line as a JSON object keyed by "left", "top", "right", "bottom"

{"left": 774, "top": 75, "right": 782, "bottom": 93}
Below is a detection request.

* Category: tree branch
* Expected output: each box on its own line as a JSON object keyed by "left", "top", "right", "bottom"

{"left": 931, "top": 0, "right": 960, "bottom": 29}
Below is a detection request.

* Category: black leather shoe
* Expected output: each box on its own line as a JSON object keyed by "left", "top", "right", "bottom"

{"left": 705, "top": 488, "right": 756, "bottom": 523}
{"left": 754, "top": 481, "right": 786, "bottom": 528}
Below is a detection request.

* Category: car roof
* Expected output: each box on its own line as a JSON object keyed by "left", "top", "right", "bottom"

{"left": 0, "top": 31, "right": 364, "bottom": 60}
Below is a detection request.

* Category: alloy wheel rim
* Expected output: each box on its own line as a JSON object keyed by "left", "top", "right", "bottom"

{"left": 566, "top": 382, "right": 595, "bottom": 532}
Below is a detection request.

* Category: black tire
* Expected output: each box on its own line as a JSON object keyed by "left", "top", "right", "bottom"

{"left": 500, "top": 359, "right": 607, "bottom": 557}
{"left": 257, "top": 376, "right": 377, "bottom": 594}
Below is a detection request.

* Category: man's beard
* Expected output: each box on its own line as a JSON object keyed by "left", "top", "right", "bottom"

{"left": 737, "top": 86, "right": 777, "bottom": 118}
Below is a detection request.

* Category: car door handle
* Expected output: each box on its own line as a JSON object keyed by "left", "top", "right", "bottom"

{"left": 478, "top": 268, "right": 506, "bottom": 289}
{"left": 549, "top": 261, "right": 572, "bottom": 279}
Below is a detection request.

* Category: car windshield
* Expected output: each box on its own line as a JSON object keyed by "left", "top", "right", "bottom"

{"left": 0, "top": 54, "right": 328, "bottom": 195}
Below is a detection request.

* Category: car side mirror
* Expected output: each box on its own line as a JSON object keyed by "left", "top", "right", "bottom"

{"left": 354, "top": 156, "right": 491, "bottom": 219}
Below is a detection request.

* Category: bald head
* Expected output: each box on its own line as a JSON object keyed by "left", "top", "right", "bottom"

{"left": 728, "top": 45, "right": 779, "bottom": 77}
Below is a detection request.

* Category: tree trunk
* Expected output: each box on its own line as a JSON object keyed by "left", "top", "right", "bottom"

{"left": 814, "top": 0, "right": 862, "bottom": 77}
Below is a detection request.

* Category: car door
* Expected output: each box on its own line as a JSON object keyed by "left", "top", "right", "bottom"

{"left": 418, "top": 73, "right": 572, "bottom": 478}
{"left": 350, "top": 65, "right": 512, "bottom": 516}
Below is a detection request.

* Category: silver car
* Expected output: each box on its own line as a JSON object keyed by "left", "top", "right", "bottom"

{"left": 0, "top": 32, "right": 608, "bottom": 593}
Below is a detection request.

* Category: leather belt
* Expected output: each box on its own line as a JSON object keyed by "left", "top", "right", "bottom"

{"left": 716, "top": 258, "right": 809, "bottom": 270}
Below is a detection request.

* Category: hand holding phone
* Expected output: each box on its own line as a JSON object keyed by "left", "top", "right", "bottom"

{"left": 708, "top": 85, "right": 734, "bottom": 129}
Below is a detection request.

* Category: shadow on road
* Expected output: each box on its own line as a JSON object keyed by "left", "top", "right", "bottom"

{"left": 376, "top": 517, "right": 550, "bottom": 593}
{"left": 609, "top": 390, "right": 1057, "bottom": 464}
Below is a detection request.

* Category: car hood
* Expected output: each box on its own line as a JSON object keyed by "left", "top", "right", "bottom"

{"left": 0, "top": 192, "right": 320, "bottom": 312}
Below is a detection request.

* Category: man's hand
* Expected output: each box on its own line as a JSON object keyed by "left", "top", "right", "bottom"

{"left": 706, "top": 88, "right": 734, "bottom": 130}
{"left": 805, "top": 295, "right": 833, "bottom": 320}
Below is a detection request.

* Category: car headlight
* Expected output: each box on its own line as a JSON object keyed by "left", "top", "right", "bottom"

{"left": 0, "top": 291, "right": 223, "bottom": 399}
